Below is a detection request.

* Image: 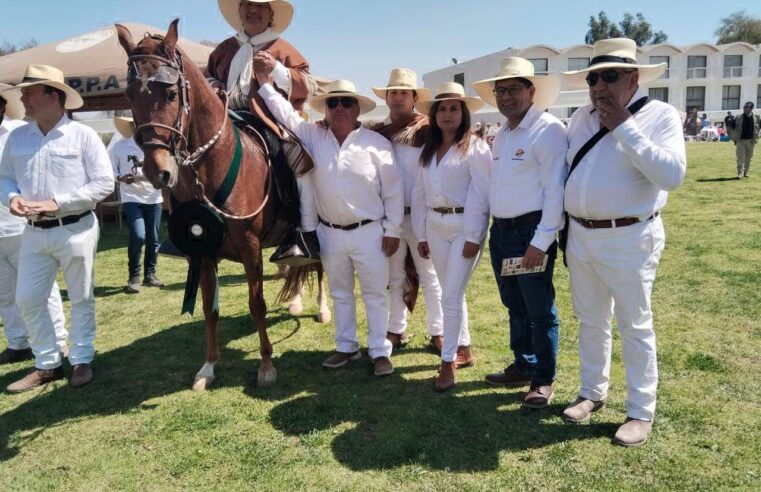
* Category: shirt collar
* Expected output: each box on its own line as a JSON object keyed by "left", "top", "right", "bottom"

{"left": 31, "top": 114, "right": 69, "bottom": 136}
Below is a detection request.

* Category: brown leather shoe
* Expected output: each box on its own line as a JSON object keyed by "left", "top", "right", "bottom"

{"left": 562, "top": 396, "right": 606, "bottom": 423}
{"left": 613, "top": 417, "right": 653, "bottom": 447}
{"left": 7, "top": 366, "right": 64, "bottom": 393}
{"left": 455, "top": 345, "right": 474, "bottom": 368}
{"left": 70, "top": 363, "right": 93, "bottom": 388}
{"left": 434, "top": 361, "right": 456, "bottom": 392}
{"left": 484, "top": 363, "right": 531, "bottom": 388}
{"left": 373, "top": 356, "right": 394, "bottom": 376}
{"left": 386, "top": 331, "right": 411, "bottom": 350}
{"left": 522, "top": 383, "right": 554, "bottom": 409}
{"left": 322, "top": 351, "right": 361, "bottom": 369}
{"left": 0, "top": 347, "right": 33, "bottom": 365}
{"left": 428, "top": 335, "right": 443, "bottom": 354}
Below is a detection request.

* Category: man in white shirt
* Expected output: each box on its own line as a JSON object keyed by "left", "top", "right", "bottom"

{"left": 0, "top": 65, "right": 114, "bottom": 392}
{"left": 108, "top": 117, "right": 164, "bottom": 293}
{"left": 254, "top": 66, "right": 403, "bottom": 376}
{"left": 472, "top": 58, "right": 567, "bottom": 409}
{"left": 561, "top": 39, "right": 686, "bottom": 446}
{"left": 370, "top": 69, "right": 443, "bottom": 352}
{"left": 0, "top": 84, "right": 67, "bottom": 365}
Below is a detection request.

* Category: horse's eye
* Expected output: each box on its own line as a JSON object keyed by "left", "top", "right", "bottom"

{"left": 167, "top": 91, "right": 178, "bottom": 102}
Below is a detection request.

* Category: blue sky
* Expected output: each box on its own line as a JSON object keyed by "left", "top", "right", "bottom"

{"left": 2, "top": 0, "right": 760, "bottom": 96}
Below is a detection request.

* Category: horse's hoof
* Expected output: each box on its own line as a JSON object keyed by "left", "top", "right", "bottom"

{"left": 317, "top": 310, "right": 331, "bottom": 324}
{"left": 192, "top": 376, "right": 214, "bottom": 391}
{"left": 288, "top": 302, "right": 303, "bottom": 316}
{"left": 257, "top": 366, "right": 277, "bottom": 387}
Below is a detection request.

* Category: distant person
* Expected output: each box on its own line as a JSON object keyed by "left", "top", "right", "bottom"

{"left": 683, "top": 109, "right": 699, "bottom": 137}
{"left": 730, "top": 102, "right": 760, "bottom": 179}
{"left": 724, "top": 111, "right": 735, "bottom": 131}
{"left": 108, "top": 117, "right": 164, "bottom": 293}
{"left": 701, "top": 113, "right": 709, "bottom": 128}
{"left": 485, "top": 122, "right": 498, "bottom": 149}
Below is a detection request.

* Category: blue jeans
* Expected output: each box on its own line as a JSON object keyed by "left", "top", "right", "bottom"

{"left": 489, "top": 216, "right": 559, "bottom": 385}
{"left": 123, "top": 202, "right": 162, "bottom": 279}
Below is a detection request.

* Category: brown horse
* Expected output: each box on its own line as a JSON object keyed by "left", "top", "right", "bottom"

{"left": 116, "top": 20, "right": 315, "bottom": 390}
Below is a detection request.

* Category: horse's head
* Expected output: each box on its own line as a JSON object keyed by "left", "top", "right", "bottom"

{"left": 116, "top": 19, "right": 187, "bottom": 189}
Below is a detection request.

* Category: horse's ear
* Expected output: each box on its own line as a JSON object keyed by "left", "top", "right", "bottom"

{"left": 164, "top": 18, "right": 180, "bottom": 53}
{"left": 115, "top": 24, "right": 135, "bottom": 55}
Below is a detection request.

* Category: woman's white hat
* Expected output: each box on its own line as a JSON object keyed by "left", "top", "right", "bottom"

{"left": 415, "top": 82, "right": 484, "bottom": 115}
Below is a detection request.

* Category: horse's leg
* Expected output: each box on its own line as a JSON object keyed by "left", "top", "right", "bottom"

{"left": 316, "top": 265, "right": 331, "bottom": 324}
{"left": 243, "top": 253, "right": 277, "bottom": 387}
{"left": 288, "top": 285, "right": 304, "bottom": 316}
{"left": 193, "top": 258, "right": 220, "bottom": 391}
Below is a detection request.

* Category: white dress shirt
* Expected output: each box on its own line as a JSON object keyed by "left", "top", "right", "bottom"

{"left": 0, "top": 119, "right": 27, "bottom": 237}
{"left": 411, "top": 135, "right": 492, "bottom": 244}
{"left": 108, "top": 137, "right": 163, "bottom": 205}
{"left": 258, "top": 83, "right": 403, "bottom": 237}
{"left": 0, "top": 115, "right": 114, "bottom": 219}
{"left": 383, "top": 117, "right": 424, "bottom": 208}
{"left": 565, "top": 91, "right": 686, "bottom": 220}
{"left": 489, "top": 105, "right": 568, "bottom": 252}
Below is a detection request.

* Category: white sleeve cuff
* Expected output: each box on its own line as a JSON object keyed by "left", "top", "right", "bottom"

{"left": 270, "top": 61, "right": 292, "bottom": 97}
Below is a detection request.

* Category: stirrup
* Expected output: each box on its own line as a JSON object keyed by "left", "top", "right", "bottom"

{"left": 269, "top": 231, "right": 321, "bottom": 266}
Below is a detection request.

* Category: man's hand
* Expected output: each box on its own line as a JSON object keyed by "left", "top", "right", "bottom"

{"left": 521, "top": 245, "right": 546, "bottom": 269}
{"left": 117, "top": 174, "right": 135, "bottom": 184}
{"left": 24, "top": 199, "right": 60, "bottom": 215}
{"left": 382, "top": 236, "right": 400, "bottom": 257}
{"left": 9, "top": 196, "right": 30, "bottom": 217}
{"left": 253, "top": 50, "right": 276, "bottom": 85}
{"left": 462, "top": 241, "right": 480, "bottom": 259}
{"left": 417, "top": 241, "right": 430, "bottom": 259}
{"left": 594, "top": 87, "right": 631, "bottom": 131}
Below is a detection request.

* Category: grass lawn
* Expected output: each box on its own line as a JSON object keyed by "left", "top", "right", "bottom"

{"left": 1, "top": 142, "right": 759, "bottom": 490}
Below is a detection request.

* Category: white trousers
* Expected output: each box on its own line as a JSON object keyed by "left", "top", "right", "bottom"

{"left": 16, "top": 213, "right": 100, "bottom": 369}
{"left": 567, "top": 216, "right": 666, "bottom": 421}
{"left": 317, "top": 221, "right": 392, "bottom": 359}
{"left": 425, "top": 211, "right": 483, "bottom": 362}
{"left": 0, "top": 234, "right": 66, "bottom": 350}
{"left": 388, "top": 214, "right": 443, "bottom": 336}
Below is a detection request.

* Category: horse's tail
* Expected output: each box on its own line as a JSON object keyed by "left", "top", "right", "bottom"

{"left": 276, "top": 263, "right": 320, "bottom": 305}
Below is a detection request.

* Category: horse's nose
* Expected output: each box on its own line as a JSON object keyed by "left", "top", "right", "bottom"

{"left": 159, "top": 170, "right": 172, "bottom": 187}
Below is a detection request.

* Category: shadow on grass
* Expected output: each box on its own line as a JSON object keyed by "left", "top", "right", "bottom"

{"left": 0, "top": 310, "right": 304, "bottom": 462}
{"left": 243, "top": 350, "right": 617, "bottom": 472}
{"left": 695, "top": 177, "right": 742, "bottom": 182}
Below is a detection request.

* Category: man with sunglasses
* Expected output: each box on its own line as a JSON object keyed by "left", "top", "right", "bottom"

{"left": 472, "top": 58, "right": 566, "bottom": 409}
{"left": 255, "top": 69, "right": 403, "bottom": 377}
{"left": 730, "top": 102, "right": 760, "bottom": 179}
{"left": 560, "top": 39, "right": 686, "bottom": 447}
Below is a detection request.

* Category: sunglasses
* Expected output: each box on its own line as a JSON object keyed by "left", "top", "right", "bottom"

{"left": 585, "top": 69, "right": 634, "bottom": 87}
{"left": 326, "top": 97, "right": 357, "bottom": 109}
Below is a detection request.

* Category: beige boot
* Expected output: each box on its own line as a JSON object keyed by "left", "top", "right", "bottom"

{"left": 434, "top": 361, "right": 457, "bottom": 392}
{"left": 613, "top": 418, "right": 653, "bottom": 447}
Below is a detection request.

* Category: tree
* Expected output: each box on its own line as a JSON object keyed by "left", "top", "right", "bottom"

{"left": 715, "top": 10, "right": 761, "bottom": 44}
{"left": 585, "top": 11, "right": 668, "bottom": 46}
{"left": 0, "top": 38, "right": 38, "bottom": 56}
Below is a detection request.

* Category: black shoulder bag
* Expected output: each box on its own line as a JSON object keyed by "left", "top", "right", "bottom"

{"left": 558, "top": 97, "right": 650, "bottom": 265}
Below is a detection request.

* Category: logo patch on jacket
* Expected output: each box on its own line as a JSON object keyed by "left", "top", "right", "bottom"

{"left": 512, "top": 148, "right": 526, "bottom": 160}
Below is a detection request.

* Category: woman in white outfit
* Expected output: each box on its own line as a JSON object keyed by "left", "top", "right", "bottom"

{"left": 412, "top": 82, "right": 491, "bottom": 392}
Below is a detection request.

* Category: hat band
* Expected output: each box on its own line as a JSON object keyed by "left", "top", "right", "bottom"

{"left": 328, "top": 90, "right": 356, "bottom": 95}
{"left": 435, "top": 92, "right": 461, "bottom": 100}
{"left": 21, "top": 76, "right": 54, "bottom": 84}
{"left": 589, "top": 55, "right": 637, "bottom": 66}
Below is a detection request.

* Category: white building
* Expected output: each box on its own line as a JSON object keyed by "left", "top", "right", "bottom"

{"left": 423, "top": 41, "right": 761, "bottom": 124}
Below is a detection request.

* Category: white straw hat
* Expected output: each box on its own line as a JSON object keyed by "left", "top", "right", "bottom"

{"left": 0, "top": 83, "right": 25, "bottom": 120}
{"left": 372, "top": 68, "right": 432, "bottom": 102}
{"left": 218, "top": 0, "right": 293, "bottom": 34}
{"left": 309, "top": 79, "right": 376, "bottom": 114}
{"left": 415, "top": 82, "right": 484, "bottom": 115}
{"left": 8, "top": 64, "right": 83, "bottom": 110}
{"left": 472, "top": 57, "right": 560, "bottom": 110}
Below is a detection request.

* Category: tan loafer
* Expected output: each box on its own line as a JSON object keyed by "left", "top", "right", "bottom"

{"left": 562, "top": 396, "right": 606, "bottom": 423}
{"left": 386, "top": 332, "right": 411, "bottom": 351}
{"left": 613, "top": 417, "right": 653, "bottom": 447}
{"left": 7, "top": 366, "right": 64, "bottom": 393}
{"left": 70, "top": 363, "right": 93, "bottom": 388}
{"left": 322, "top": 351, "right": 361, "bottom": 369}
{"left": 434, "top": 361, "right": 457, "bottom": 393}
{"left": 455, "top": 345, "right": 474, "bottom": 368}
{"left": 373, "top": 356, "right": 394, "bottom": 377}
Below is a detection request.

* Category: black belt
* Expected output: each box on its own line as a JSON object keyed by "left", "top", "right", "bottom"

{"left": 319, "top": 217, "right": 374, "bottom": 231}
{"left": 432, "top": 207, "right": 464, "bottom": 214}
{"left": 403, "top": 207, "right": 411, "bottom": 215}
{"left": 28, "top": 211, "right": 92, "bottom": 229}
{"left": 492, "top": 210, "right": 542, "bottom": 228}
{"left": 571, "top": 211, "right": 659, "bottom": 229}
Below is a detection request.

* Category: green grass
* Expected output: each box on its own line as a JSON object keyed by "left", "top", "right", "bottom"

{"left": 1, "top": 142, "right": 759, "bottom": 490}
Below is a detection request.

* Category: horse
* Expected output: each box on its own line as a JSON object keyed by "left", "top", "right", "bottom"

{"left": 115, "top": 19, "right": 321, "bottom": 390}
{"left": 275, "top": 264, "right": 331, "bottom": 323}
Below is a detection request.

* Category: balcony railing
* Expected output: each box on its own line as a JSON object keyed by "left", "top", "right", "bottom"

{"left": 723, "top": 66, "right": 750, "bottom": 78}
{"left": 686, "top": 67, "right": 707, "bottom": 79}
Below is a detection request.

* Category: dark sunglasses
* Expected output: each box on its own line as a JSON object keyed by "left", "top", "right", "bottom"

{"left": 585, "top": 69, "right": 634, "bottom": 87}
{"left": 326, "top": 97, "right": 357, "bottom": 109}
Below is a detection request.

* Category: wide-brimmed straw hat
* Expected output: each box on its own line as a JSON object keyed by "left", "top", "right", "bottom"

{"left": 7, "top": 64, "right": 83, "bottom": 110}
{"left": 372, "top": 68, "right": 432, "bottom": 102}
{"left": 415, "top": 82, "right": 484, "bottom": 115}
{"left": 562, "top": 38, "right": 667, "bottom": 90}
{"left": 309, "top": 80, "right": 376, "bottom": 114}
{"left": 472, "top": 57, "right": 560, "bottom": 110}
{"left": 218, "top": 0, "right": 293, "bottom": 34}
{"left": 114, "top": 116, "right": 136, "bottom": 139}
{"left": 0, "top": 83, "right": 25, "bottom": 120}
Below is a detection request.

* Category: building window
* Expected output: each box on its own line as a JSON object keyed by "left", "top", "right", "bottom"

{"left": 528, "top": 58, "right": 548, "bottom": 76}
{"left": 723, "top": 55, "right": 743, "bottom": 78}
{"left": 649, "top": 87, "right": 669, "bottom": 103}
{"left": 687, "top": 56, "right": 707, "bottom": 79}
{"left": 453, "top": 73, "right": 464, "bottom": 86}
{"left": 686, "top": 86, "right": 705, "bottom": 112}
{"left": 567, "top": 58, "right": 590, "bottom": 71}
{"left": 567, "top": 107, "right": 579, "bottom": 118}
{"left": 722, "top": 85, "right": 741, "bottom": 110}
{"left": 649, "top": 56, "right": 670, "bottom": 79}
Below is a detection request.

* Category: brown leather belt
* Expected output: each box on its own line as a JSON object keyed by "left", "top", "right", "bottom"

{"left": 28, "top": 211, "right": 92, "bottom": 229}
{"left": 432, "top": 207, "right": 464, "bottom": 214}
{"left": 403, "top": 207, "right": 411, "bottom": 215}
{"left": 319, "top": 217, "right": 374, "bottom": 231}
{"left": 571, "top": 211, "right": 659, "bottom": 229}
